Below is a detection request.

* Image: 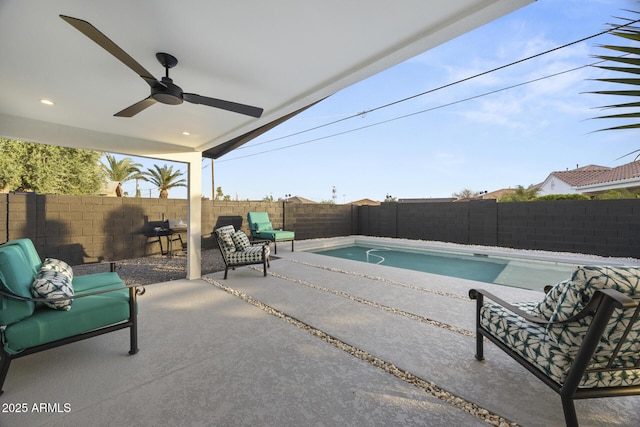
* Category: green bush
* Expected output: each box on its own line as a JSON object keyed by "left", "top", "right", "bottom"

{"left": 534, "top": 194, "right": 591, "bottom": 201}
{"left": 594, "top": 189, "right": 640, "bottom": 200}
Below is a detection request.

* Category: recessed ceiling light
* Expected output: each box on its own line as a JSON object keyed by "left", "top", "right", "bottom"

{"left": 182, "top": 131, "right": 190, "bottom": 136}
{"left": 39, "top": 99, "right": 55, "bottom": 106}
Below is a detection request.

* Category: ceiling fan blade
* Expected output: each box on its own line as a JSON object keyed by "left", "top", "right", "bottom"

{"left": 60, "top": 15, "right": 159, "bottom": 87}
{"left": 183, "top": 93, "right": 263, "bottom": 118}
{"left": 114, "top": 97, "right": 157, "bottom": 117}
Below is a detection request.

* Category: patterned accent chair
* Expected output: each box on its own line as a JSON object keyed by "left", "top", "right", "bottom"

{"left": 470, "top": 266, "right": 640, "bottom": 427}
{"left": 214, "top": 225, "right": 270, "bottom": 279}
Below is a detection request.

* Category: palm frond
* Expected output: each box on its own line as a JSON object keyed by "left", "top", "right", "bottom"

{"left": 610, "top": 30, "right": 640, "bottom": 42}
{"left": 592, "top": 65, "right": 640, "bottom": 75}
{"left": 592, "top": 123, "right": 640, "bottom": 132}
{"left": 593, "top": 55, "right": 640, "bottom": 66}
{"left": 596, "top": 44, "right": 640, "bottom": 55}
{"left": 590, "top": 90, "right": 640, "bottom": 96}
{"left": 593, "top": 100, "right": 640, "bottom": 109}
{"left": 591, "top": 77, "right": 640, "bottom": 86}
{"left": 590, "top": 111, "right": 640, "bottom": 119}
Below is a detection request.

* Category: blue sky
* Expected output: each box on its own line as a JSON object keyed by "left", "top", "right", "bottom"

{"left": 117, "top": 0, "right": 639, "bottom": 202}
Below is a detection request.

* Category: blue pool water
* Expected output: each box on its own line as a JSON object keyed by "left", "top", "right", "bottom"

{"left": 314, "top": 245, "right": 575, "bottom": 291}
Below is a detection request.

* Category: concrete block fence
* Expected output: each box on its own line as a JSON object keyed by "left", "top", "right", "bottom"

{"left": 1, "top": 193, "right": 639, "bottom": 265}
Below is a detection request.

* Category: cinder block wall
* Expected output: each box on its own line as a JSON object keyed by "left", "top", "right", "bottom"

{"left": 285, "top": 203, "right": 357, "bottom": 240}
{"left": 4, "top": 193, "right": 187, "bottom": 264}
{"left": 2, "top": 194, "right": 639, "bottom": 263}
{"left": 496, "top": 199, "right": 640, "bottom": 257}
{"left": 1, "top": 194, "right": 305, "bottom": 264}
{"left": 359, "top": 199, "right": 640, "bottom": 258}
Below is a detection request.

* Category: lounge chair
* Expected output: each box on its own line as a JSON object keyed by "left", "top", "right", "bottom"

{"left": 214, "top": 225, "right": 270, "bottom": 279}
{"left": 470, "top": 266, "right": 640, "bottom": 427}
{"left": 247, "top": 212, "right": 294, "bottom": 254}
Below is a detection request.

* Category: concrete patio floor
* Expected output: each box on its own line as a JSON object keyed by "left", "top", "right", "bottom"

{"left": 3, "top": 238, "right": 640, "bottom": 426}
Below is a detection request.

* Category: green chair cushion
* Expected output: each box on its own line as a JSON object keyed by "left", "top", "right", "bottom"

{"left": 3, "top": 289, "right": 131, "bottom": 354}
{"left": 3, "top": 238, "right": 42, "bottom": 274}
{"left": 253, "top": 221, "right": 273, "bottom": 231}
{"left": 254, "top": 229, "right": 295, "bottom": 241}
{"left": 0, "top": 245, "right": 36, "bottom": 324}
{"left": 248, "top": 212, "right": 294, "bottom": 241}
{"left": 72, "top": 272, "right": 125, "bottom": 293}
{"left": 247, "top": 212, "right": 271, "bottom": 227}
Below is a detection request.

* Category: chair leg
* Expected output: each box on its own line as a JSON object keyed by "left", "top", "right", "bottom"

{"left": 263, "top": 245, "right": 268, "bottom": 276}
{"left": 561, "top": 396, "right": 578, "bottom": 427}
{"left": 0, "top": 351, "right": 12, "bottom": 396}
{"left": 129, "top": 287, "right": 139, "bottom": 355}
{"left": 291, "top": 239, "right": 294, "bottom": 252}
{"left": 475, "top": 333, "right": 484, "bottom": 361}
{"left": 473, "top": 292, "right": 485, "bottom": 361}
{"left": 224, "top": 266, "right": 229, "bottom": 279}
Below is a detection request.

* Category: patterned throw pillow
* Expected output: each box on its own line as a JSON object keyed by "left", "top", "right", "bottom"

{"left": 551, "top": 266, "right": 640, "bottom": 322}
{"left": 41, "top": 257, "right": 74, "bottom": 280}
{"left": 31, "top": 269, "right": 74, "bottom": 311}
{"left": 215, "top": 226, "right": 236, "bottom": 254}
{"left": 231, "top": 230, "right": 251, "bottom": 251}
{"left": 532, "top": 279, "right": 572, "bottom": 320}
{"left": 546, "top": 266, "right": 640, "bottom": 351}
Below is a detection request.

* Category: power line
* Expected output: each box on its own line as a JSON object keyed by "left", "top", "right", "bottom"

{"left": 228, "top": 16, "right": 640, "bottom": 155}
{"left": 219, "top": 57, "right": 610, "bottom": 162}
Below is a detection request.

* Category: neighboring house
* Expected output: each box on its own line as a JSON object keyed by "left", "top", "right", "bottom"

{"left": 398, "top": 198, "right": 456, "bottom": 203}
{"left": 284, "top": 195, "right": 317, "bottom": 203}
{"left": 98, "top": 181, "right": 121, "bottom": 197}
{"left": 482, "top": 188, "right": 516, "bottom": 200}
{"left": 538, "top": 161, "right": 640, "bottom": 197}
{"left": 348, "top": 198, "right": 381, "bottom": 206}
{"left": 453, "top": 189, "right": 517, "bottom": 202}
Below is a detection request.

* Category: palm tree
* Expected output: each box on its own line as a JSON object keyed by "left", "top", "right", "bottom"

{"left": 590, "top": 11, "right": 640, "bottom": 137}
{"left": 141, "top": 164, "right": 186, "bottom": 199}
{"left": 101, "top": 153, "right": 144, "bottom": 197}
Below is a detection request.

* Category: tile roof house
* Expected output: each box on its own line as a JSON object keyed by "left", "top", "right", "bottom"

{"left": 538, "top": 161, "right": 640, "bottom": 196}
{"left": 348, "top": 199, "right": 381, "bottom": 206}
{"left": 284, "top": 196, "right": 317, "bottom": 204}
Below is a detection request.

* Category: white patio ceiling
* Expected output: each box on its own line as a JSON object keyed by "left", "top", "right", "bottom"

{"left": 0, "top": 0, "right": 532, "bottom": 161}
{"left": 0, "top": 0, "right": 533, "bottom": 279}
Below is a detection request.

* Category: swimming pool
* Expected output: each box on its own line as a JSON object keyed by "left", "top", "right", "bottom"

{"left": 313, "top": 244, "right": 576, "bottom": 291}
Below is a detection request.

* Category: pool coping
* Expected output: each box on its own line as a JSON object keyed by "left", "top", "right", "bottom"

{"left": 296, "top": 235, "right": 640, "bottom": 267}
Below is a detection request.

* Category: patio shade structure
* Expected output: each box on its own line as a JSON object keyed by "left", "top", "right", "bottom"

{"left": 0, "top": 0, "right": 533, "bottom": 279}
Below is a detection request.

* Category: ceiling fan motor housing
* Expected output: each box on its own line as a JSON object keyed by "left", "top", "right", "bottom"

{"left": 152, "top": 77, "right": 183, "bottom": 105}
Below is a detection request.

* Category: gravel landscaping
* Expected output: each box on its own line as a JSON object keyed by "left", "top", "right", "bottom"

{"left": 73, "top": 248, "right": 226, "bottom": 285}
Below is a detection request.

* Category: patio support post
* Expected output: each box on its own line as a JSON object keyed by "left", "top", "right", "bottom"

{"left": 186, "top": 152, "right": 202, "bottom": 280}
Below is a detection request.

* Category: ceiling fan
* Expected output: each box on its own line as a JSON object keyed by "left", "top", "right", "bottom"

{"left": 60, "top": 15, "right": 263, "bottom": 118}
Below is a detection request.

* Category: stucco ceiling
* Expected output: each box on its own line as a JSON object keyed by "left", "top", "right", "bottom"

{"left": 0, "top": 0, "right": 532, "bottom": 161}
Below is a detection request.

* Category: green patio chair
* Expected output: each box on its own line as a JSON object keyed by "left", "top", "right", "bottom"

{"left": 247, "top": 212, "right": 294, "bottom": 254}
